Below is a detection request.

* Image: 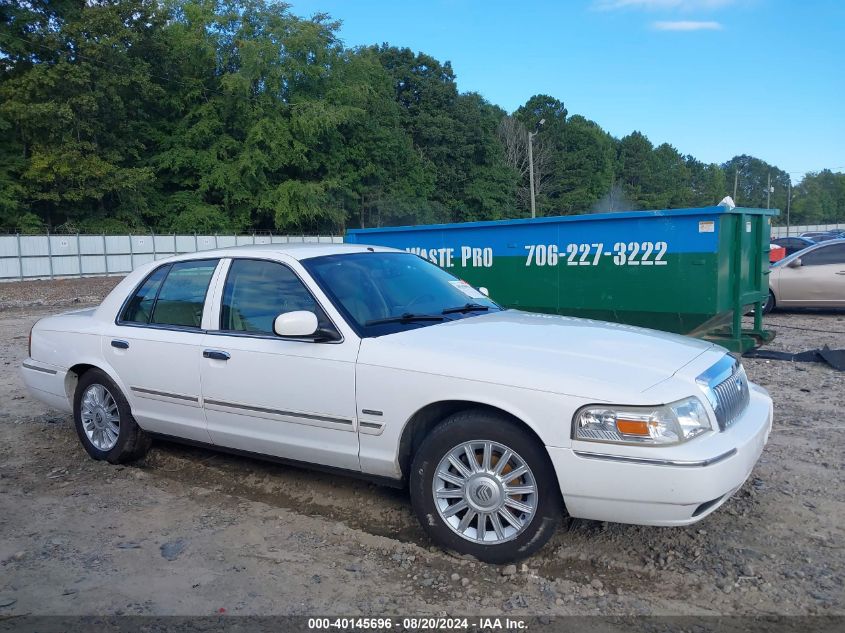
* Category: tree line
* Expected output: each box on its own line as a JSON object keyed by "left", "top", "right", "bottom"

{"left": 1, "top": 0, "right": 843, "bottom": 234}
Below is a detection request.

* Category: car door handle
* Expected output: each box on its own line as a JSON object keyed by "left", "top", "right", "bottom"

{"left": 111, "top": 339, "right": 129, "bottom": 350}
{"left": 203, "top": 349, "right": 230, "bottom": 361}
{"left": 837, "top": 271, "right": 845, "bottom": 275}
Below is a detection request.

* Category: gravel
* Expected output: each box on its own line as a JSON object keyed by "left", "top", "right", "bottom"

{"left": 0, "top": 275, "right": 123, "bottom": 310}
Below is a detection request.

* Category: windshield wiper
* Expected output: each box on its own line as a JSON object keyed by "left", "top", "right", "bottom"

{"left": 442, "top": 303, "right": 490, "bottom": 315}
{"left": 364, "top": 313, "right": 446, "bottom": 326}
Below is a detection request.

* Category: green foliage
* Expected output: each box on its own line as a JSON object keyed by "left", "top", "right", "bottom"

{"left": 554, "top": 116, "right": 616, "bottom": 213}
{"left": 686, "top": 157, "right": 727, "bottom": 207}
{"left": 791, "top": 170, "right": 845, "bottom": 225}
{"left": 0, "top": 1, "right": 842, "bottom": 233}
{"left": 722, "top": 155, "right": 790, "bottom": 216}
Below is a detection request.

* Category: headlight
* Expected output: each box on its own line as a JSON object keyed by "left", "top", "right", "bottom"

{"left": 573, "top": 396, "right": 712, "bottom": 446}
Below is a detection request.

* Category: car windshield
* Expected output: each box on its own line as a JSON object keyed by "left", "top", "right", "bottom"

{"left": 303, "top": 252, "right": 500, "bottom": 336}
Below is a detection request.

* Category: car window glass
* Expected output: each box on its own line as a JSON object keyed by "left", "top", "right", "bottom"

{"left": 304, "top": 252, "right": 499, "bottom": 333}
{"left": 220, "top": 259, "right": 330, "bottom": 334}
{"left": 121, "top": 265, "right": 169, "bottom": 324}
{"left": 149, "top": 260, "right": 218, "bottom": 328}
{"left": 801, "top": 244, "right": 845, "bottom": 266}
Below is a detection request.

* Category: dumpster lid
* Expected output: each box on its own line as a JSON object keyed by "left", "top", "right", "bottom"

{"left": 346, "top": 205, "right": 780, "bottom": 235}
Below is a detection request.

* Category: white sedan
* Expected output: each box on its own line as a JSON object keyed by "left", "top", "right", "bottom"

{"left": 21, "top": 244, "right": 773, "bottom": 562}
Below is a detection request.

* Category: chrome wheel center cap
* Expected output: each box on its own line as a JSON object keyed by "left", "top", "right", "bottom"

{"left": 466, "top": 476, "right": 502, "bottom": 511}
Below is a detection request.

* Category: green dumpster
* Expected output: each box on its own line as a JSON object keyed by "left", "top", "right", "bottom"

{"left": 345, "top": 206, "right": 778, "bottom": 353}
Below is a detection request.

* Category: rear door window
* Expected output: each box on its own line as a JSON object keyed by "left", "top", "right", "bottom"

{"left": 150, "top": 260, "right": 218, "bottom": 328}
{"left": 121, "top": 260, "right": 218, "bottom": 328}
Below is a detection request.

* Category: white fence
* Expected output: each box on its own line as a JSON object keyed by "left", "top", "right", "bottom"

{"left": 771, "top": 223, "right": 844, "bottom": 238}
{"left": 0, "top": 233, "right": 343, "bottom": 282}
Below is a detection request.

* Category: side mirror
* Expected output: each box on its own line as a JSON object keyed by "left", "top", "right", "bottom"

{"left": 478, "top": 287, "right": 490, "bottom": 297}
{"left": 788, "top": 258, "right": 802, "bottom": 268}
{"left": 273, "top": 311, "right": 319, "bottom": 337}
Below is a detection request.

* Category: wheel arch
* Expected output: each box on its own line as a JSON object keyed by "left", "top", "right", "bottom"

{"left": 764, "top": 285, "right": 778, "bottom": 314}
{"left": 396, "top": 400, "right": 547, "bottom": 481}
{"left": 65, "top": 361, "right": 131, "bottom": 406}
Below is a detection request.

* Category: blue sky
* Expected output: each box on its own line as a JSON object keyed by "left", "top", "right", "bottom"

{"left": 290, "top": 0, "right": 844, "bottom": 181}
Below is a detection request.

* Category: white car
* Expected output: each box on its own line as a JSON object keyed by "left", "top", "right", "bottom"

{"left": 21, "top": 244, "right": 773, "bottom": 562}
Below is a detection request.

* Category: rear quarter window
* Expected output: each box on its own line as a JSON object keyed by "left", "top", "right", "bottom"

{"left": 120, "top": 266, "right": 168, "bottom": 324}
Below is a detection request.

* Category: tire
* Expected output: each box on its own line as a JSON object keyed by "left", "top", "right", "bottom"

{"left": 73, "top": 368, "right": 151, "bottom": 464}
{"left": 763, "top": 290, "right": 775, "bottom": 314}
{"left": 409, "top": 409, "right": 563, "bottom": 564}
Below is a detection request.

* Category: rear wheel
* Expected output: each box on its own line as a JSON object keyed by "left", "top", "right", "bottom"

{"left": 73, "top": 369, "right": 151, "bottom": 464}
{"left": 409, "top": 410, "right": 562, "bottom": 563}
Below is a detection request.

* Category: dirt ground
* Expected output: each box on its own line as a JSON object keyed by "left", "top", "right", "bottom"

{"left": 0, "top": 277, "right": 843, "bottom": 617}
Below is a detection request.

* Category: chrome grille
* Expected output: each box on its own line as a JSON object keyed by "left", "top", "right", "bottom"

{"left": 710, "top": 363, "right": 750, "bottom": 430}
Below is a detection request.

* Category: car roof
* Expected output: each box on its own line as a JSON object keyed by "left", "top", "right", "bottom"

{"left": 161, "top": 242, "right": 402, "bottom": 263}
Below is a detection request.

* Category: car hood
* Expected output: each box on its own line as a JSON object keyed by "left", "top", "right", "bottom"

{"left": 357, "top": 310, "right": 716, "bottom": 400}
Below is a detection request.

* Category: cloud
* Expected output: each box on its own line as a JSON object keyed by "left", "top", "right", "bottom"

{"left": 652, "top": 20, "right": 723, "bottom": 30}
{"left": 594, "top": 0, "right": 736, "bottom": 10}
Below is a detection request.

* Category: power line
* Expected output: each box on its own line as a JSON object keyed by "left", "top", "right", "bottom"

{"left": 784, "top": 166, "right": 845, "bottom": 177}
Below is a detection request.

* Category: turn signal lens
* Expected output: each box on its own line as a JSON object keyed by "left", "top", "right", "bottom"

{"left": 616, "top": 419, "right": 650, "bottom": 436}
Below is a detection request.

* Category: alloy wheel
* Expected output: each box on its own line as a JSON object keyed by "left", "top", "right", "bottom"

{"left": 432, "top": 440, "right": 537, "bottom": 544}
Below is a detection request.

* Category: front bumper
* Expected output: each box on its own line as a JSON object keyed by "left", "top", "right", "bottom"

{"left": 548, "top": 384, "right": 773, "bottom": 526}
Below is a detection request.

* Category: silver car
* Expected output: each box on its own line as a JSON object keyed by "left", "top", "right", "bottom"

{"left": 766, "top": 239, "right": 845, "bottom": 312}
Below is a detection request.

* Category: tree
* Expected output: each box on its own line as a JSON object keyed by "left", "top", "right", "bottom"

{"left": 554, "top": 115, "right": 616, "bottom": 213}
{"left": 791, "top": 170, "right": 845, "bottom": 225}
{"left": 497, "top": 115, "right": 551, "bottom": 215}
{"left": 616, "top": 131, "right": 658, "bottom": 209}
{"left": 1, "top": 1, "right": 842, "bottom": 233}
{"left": 372, "top": 45, "right": 516, "bottom": 223}
{"left": 722, "top": 155, "right": 790, "bottom": 213}
{"left": 686, "top": 157, "right": 727, "bottom": 207}
{"left": 513, "top": 95, "right": 567, "bottom": 215}
{"left": 0, "top": 0, "right": 165, "bottom": 231}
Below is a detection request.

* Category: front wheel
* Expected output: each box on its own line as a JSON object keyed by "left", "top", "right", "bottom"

{"left": 73, "top": 369, "right": 151, "bottom": 464}
{"left": 409, "top": 410, "right": 563, "bottom": 563}
{"left": 763, "top": 290, "right": 775, "bottom": 314}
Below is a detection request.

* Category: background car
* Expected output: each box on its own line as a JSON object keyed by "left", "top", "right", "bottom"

{"left": 766, "top": 238, "right": 845, "bottom": 312}
{"left": 799, "top": 231, "right": 839, "bottom": 242}
{"left": 771, "top": 236, "right": 817, "bottom": 256}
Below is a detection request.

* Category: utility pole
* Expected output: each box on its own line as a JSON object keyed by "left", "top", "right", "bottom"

{"left": 528, "top": 131, "right": 536, "bottom": 219}
{"left": 527, "top": 118, "right": 545, "bottom": 219}
{"left": 733, "top": 169, "right": 739, "bottom": 203}
{"left": 766, "top": 172, "right": 771, "bottom": 209}
{"left": 786, "top": 181, "right": 791, "bottom": 236}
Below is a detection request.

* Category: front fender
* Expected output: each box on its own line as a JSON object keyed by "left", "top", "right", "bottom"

{"left": 356, "top": 363, "right": 587, "bottom": 479}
